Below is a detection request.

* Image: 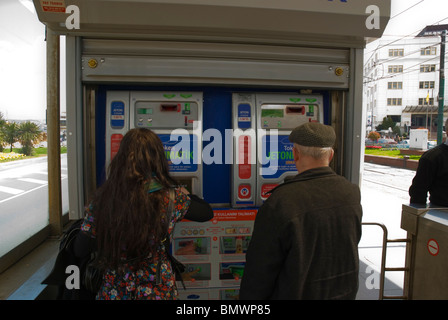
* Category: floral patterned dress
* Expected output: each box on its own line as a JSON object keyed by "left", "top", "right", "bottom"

{"left": 80, "top": 187, "right": 190, "bottom": 300}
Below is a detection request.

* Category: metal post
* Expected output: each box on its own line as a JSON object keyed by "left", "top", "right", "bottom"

{"left": 46, "top": 27, "right": 62, "bottom": 236}
{"left": 437, "top": 30, "right": 446, "bottom": 144}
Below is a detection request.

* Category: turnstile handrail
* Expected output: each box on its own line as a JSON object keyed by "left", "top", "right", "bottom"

{"left": 361, "top": 222, "right": 410, "bottom": 300}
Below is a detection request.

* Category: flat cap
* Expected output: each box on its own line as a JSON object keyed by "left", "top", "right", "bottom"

{"left": 289, "top": 122, "right": 336, "bottom": 148}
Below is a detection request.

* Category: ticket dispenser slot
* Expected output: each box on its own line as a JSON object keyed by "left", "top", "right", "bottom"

{"left": 286, "top": 106, "right": 305, "bottom": 115}
{"left": 160, "top": 104, "right": 179, "bottom": 112}
{"left": 256, "top": 94, "right": 323, "bottom": 206}
{"left": 130, "top": 91, "right": 203, "bottom": 197}
{"left": 231, "top": 93, "right": 257, "bottom": 207}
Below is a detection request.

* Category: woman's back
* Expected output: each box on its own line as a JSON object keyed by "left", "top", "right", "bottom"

{"left": 81, "top": 187, "right": 191, "bottom": 300}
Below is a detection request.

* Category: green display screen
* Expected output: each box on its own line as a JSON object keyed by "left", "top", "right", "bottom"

{"left": 137, "top": 108, "right": 153, "bottom": 115}
{"left": 261, "top": 109, "right": 284, "bottom": 118}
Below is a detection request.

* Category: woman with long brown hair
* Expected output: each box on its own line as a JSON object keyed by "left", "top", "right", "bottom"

{"left": 75, "top": 128, "right": 213, "bottom": 300}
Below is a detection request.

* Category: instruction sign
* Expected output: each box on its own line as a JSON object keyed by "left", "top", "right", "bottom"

{"left": 40, "top": 0, "right": 66, "bottom": 12}
{"left": 158, "top": 134, "right": 199, "bottom": 173}
{"left": 261, "top": 135, "right": 295, "bottom": 179}
{"left": 172, "top": 209, "right": 257, "bottom": 291}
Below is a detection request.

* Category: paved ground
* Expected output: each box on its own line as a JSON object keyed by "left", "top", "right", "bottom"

{"left": 356, "top": 162, "right": 416, "bottom": 299}
{"left": 0, "top": 155, "right": 68, "bottom": 258}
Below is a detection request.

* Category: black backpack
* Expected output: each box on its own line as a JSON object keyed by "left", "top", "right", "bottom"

{"left": 42, "top": 219, "right": 96, "bottom": 300}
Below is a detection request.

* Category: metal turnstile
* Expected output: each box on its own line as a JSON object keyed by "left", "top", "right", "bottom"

{"left": 401, "top": 204, "right": 448, "bottom": 300}
{"left": 361, "top": 222, "right": 409, "bottom": 300}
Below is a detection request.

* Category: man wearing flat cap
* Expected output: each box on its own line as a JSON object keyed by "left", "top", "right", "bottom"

{"left": 240, "top": 122, "right": 363, "bottom": 300}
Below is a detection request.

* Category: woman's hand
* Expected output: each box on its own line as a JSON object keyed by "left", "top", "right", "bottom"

{"left": 180, "top": 186, "right": 190, "bottom": 194}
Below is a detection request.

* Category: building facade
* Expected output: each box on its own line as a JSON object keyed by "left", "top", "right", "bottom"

{"left": 364, "top": 25, "right": 447, "bottom": 140}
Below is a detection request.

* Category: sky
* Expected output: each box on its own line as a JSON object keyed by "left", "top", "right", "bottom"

{"left": 384, "top": 0, "right": 448, "bottom": 38}
{"left": 0, "top": 0, "right": 447, "bottom": 121}
{"left": 0, "top": 0, "right": 47, "bottom": 121}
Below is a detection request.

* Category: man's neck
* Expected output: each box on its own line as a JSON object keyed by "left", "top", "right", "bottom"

{"left": 296, "top": 162, "right": 329, "bottom": 174}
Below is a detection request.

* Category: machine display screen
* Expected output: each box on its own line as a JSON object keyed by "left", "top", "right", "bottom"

{"left": 137, "top": 108, "right": 153, "bottom": 115}
{"left": 261, "top": 109, "right": 284, "bottom": 118}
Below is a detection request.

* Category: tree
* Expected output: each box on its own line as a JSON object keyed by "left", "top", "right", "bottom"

{"left": 376, "top": 116, "right": 401, "bottom": 137}
{"left": 0, "top": 112, "right": 6, "bottom": 152}
{"left": 2, "top": 122, "right": 20, "bottom": 152}
{"left": 18, "top": 121, "right": 42, "bottom": 156}
{"left": 376, "top": 116, "right": 395, "bottom": 132}
{"left": 367, "top": 131, "right": 380, "bottom": 141}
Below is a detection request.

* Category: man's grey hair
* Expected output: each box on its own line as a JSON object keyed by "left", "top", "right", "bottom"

{"left": 294, "top": 143, "right": 333, "bottom": 161}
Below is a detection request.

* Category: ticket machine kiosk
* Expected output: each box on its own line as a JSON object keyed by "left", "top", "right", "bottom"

{"left": 257, "top": 93, "right": 323, "bottom": 205}
{"left": 105, "top": 91, "right": 203, "bottom": 196}
{"left": 232, "top": 93, "right": 323, "bottom": 207}
{"left": 93, "top": 88, "right": 337, "bottom": 299}
{"left": 172, "top": 91, "right": 324, "bottom": 299}
{"left": 33, "top": 0, "right": 391, "bottom": 301}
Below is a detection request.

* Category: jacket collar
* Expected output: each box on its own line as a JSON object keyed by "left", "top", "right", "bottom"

{"left": 269, "top": 167, "right": 336, "bottom": 194}
{"left": 288, "top": 166, "right": 336, "bottom": 182}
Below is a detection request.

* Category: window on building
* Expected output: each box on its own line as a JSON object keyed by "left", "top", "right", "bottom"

{"left": 388, "top": 82, "right": 403, "bottom": 89}
{"left": 419, "top": 81, "right": 435, "bottom": 89}
{"left": 420, "top": 64, "right": 436, "bottom": 72}
{"left": 421, "top": 47, "right": 437, "bottom": 55}
{"left": 411, "top": 114, "right": 428, "bottom": 127}
{"left": 419, "top": 98, "right": 435, "bottom": 105}
{"left": 389, "top": 49, "right": 404, "bottom": 57}
{"left": 387, "top": 98, "right": 402, "bottom": 106}
{"left": 388, "top": 65, "right": 403, "bottom": 73}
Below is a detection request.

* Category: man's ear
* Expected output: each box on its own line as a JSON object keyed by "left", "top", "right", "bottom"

{"left": 293, "top": 145, "right": 300, "bottom": 162}
{"left": 328, "top": 149, "right": 335, "bottom": 163}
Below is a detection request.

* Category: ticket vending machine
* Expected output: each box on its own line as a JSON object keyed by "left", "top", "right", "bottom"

{"left": 171, "top": 92, "right": 324, "bottom": 299}
{"left": 232, "top": 93, "right": 324, "bottom": 207}
{"left": 105, "top": 91, "right": 203, "bottom": 196}
{"left": 104, "top": 90, "right": 326, "bottom": 299}
{"left": 256, "top": 93, "right": 324, "bottom": 205}
{"left": 130, "top": 91, "right": 203, "bottom": 196}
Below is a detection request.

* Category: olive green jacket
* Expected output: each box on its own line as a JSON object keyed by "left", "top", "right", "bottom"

{"left": 240, "top": 167, "right": 362, "bottom": 300}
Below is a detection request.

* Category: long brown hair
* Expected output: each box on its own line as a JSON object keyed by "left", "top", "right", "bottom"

{"left": 92, "top": 128, "right": 176, "bottom": 270}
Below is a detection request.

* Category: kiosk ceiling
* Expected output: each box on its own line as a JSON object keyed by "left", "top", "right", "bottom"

{"left": 33, "top": 0, "right": 390, "bottom": 47}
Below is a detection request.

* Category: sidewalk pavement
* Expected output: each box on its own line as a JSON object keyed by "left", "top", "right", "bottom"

{"left": 356, "top": 162, "right": 416, "bottom": 299}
